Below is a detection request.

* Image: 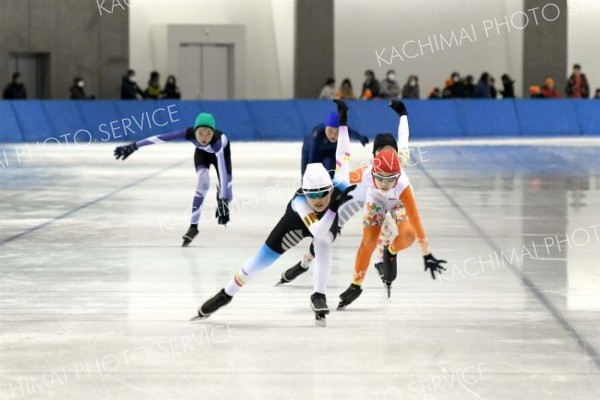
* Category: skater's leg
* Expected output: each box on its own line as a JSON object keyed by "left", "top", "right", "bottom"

{"left": 224, "top": 244, "right": 281, "bottom": 296}
{"left": 388, "top": 218, "right": 416, "bottom": 254}
{"left": 375, "top": 213, "right": 397, "bottom": 262}
{"left": 190, "top": 167, "right": 210, "bottom": 225}
{"left": 312, "top": 238, "right": 332, "bottom": 294}
{"left": 352, "top": 225, "right": 381, "bottom": 285}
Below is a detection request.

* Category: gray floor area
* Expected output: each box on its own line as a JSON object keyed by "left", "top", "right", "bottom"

{"left": 1, "top": 141, "right": 599, "bottom": 400}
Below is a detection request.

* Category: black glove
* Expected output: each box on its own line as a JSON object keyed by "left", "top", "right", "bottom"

{"left": 423, "top": 254, "right": 447, "bottom": 280}
{"left": 114, "top": 142, "right": 138, "bottom": 160}
{"left": 389, "top": 99, "right": 407, "bottom": 116}
{"left": 328, "top": 185, "right": 356, "bottom": 213}
{"left": 333, "top": 99, "right": 349, "bottom": 126}
{"left": 215, "top": 197, "right": 230, "bottom": 225}
{"left": 359, "top": 135, "right": 369, "bottom": 146}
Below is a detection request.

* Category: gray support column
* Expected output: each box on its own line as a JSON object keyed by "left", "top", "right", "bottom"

{"left": 523, "top": 0, "right": 567, "bottom": 96}
{"left": 295, "top": 0, "right": 334, "bottom": 98}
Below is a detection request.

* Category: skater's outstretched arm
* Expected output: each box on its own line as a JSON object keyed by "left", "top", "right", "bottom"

{"left": 113, "top": 129, "right": 187, "bottom": 160}
{"left": 348, "top": 128, "right": 369, "bottom": 147}
{"left": 333, "top": 99, "right": 351, "bottom": 183}
{"left": 389, "top": 100, "right": 410, "bottom": 166}
{"left": 292, "top": 197, "right": 337, "bottom": 243}
{"left": 399, "top": 185, "right": 429, "bottom": 254}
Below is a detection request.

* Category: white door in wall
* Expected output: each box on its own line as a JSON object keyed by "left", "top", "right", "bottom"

{"left": 178, "top": 44, "right": 233, "bottom": 100}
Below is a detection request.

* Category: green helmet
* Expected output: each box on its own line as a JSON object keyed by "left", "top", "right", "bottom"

{"left": 194, "top": 113, "right": 216, "bottom": 131}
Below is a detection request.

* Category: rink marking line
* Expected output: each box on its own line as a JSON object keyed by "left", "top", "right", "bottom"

{"left": 417, "top": 163, "right": 600, "bottom": 370}
{"left": 0, "top": 159, "right": 188, "bottom": 247}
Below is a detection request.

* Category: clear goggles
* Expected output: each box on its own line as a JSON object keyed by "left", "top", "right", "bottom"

{"left": 373, "top": 172, "right": 400, "bottom": 183}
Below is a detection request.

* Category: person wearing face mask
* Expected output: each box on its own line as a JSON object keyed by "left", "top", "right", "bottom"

{"left": 401, "top": 75, "right": 420, "bottom": 99}
{"left": 120, "top": 69, "right": 145, "bottom": 99}
{"left": 360, "top": 70, "right": 381, "bottom": 100}
{"left": 163, "top": 75, "right": 181, "bottom": 99}
{"left": 69, "top": 77, "right": 95, "bottom": 100}
{"left": 380, "top": 70, "right": 400, "bottom": 99}
{"left": 113, "top": 113, "right": 233, "bottom": 247}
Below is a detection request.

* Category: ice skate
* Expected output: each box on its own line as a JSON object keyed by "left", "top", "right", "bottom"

{"left": 337, "top": 283, "right": 363, "bottom": 310}
{"left": 374, "top": 262, "right": 385, "bottom": 283}
{"left": 190, "top": 289, "right": 232, "bottom": 321}
{"left": 311, "top": 292, "right": 329, "bottom": 327}
{"left": 276, "top": 261, "right": 308, "bottom": 286}
{"left": 181, "top": 225, "right": 199, "bottom": 247}
{"left": 382, "top": 245, "right": 398, "bottom": 298}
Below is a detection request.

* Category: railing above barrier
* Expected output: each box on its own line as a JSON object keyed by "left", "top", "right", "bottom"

{"left": 0, "top": 99, "right": 598, "bottom": 143}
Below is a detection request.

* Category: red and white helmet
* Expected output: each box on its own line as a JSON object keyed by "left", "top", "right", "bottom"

{"left": 372, "top": 150, "right": 401, "bottom": 187}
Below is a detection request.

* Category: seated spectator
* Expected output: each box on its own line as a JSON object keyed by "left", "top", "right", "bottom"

{"left": 121, "top": 69, "right": 145, "bottom": 100}
{"left": 463, "top": 75, "right": 475, "bottom": 98}
{"left": 145, "top": 71, "right": 162, "bottom": 99}
{"left": 360, "top": 70, "right": 380, "bottom": 100}
{"left": 401, "top": 75, "right": 420, "bottom": 99}
{"left": 428, "top": 87, "right": 441, "bottom": 99}
{"left": 3, "top": 72, "right": 27, "bottom": 99}
{"left": 500, "top": 74, "right": 515, "bottom": 98}
{"left": 565, "top": 64, "right": 590, "bottom": 98}
{"left": 441, "top": 79, "right": 454, "bottom": 98}
{"left": 318, "top": 78, "right": 336, "bottom": 99}
{"left": 163, "top": 75, "right": 181, "bottom": 99}
{"left": 474, "top": 72, "right": 491, "bottom": 98}
{"left": 529, "top": 85, "right": 544, "bottom": 98}
{"left": 594, "top": 89, "right": 600, "bottom": 99}
{"left": 541, "top": 77, "right": 560, "bottom": 98}
{"left": 69, "top": 77, "right": 95, "bottom": 99}
{"left": 336, "top": 78, "right": 355, "bottom": 99}
{"left": 380, "top": 70, "right": 400, "bottom": 99}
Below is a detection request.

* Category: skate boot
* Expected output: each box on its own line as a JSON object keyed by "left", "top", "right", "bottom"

{"left": 181, "top": 225, "right": 199, "bottom": 247}
{"left": 190, "top": 289, "right": 232, "bottom": 321}
{"left": 374, "top": 262, "right": 385, "bottom": 283}
{"left": 382, "top": 245, "right": 398, "bottom": 298}
{"left": 337, "top": 283, "right": 363, "bottom": 310}
{"left": 311, "top": 292, "right": 329, "bottom": 327}
{"left": 276, "top": 261, "right": 309, "bottom": 286}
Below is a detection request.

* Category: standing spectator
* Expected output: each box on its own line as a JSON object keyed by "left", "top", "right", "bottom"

{"left": 428, "top": 88, "right": 441, "bottom": 99}
{"left": 541, "top": 77, "right": 560, "bottom": 98}
{"left": 594, "top": 89, "right": 600, "bottom": 99}
{"left": 449, "top": 72, "right": 464, "bottom": 98}
{"left": 474, "top": 72, "right": 491, "bottom": 98}
{"left": 360, "top": 70, "right": 380, "bottom": 100}
{"left": 336, "top": 78, "right": 355, "bottom": 100}
{"left": 489, "top": 77, "right": 498, "bottom": 99}
{"left": 145, "top": 71, "right": 162, "bottom": 99}
{"left": 319, "top": 78, "right": 336, "bottom": 99}
{"left": 463, "top": 75, "right": 475, "bottom": 98}
{"left": 441, "top": 79, "right": 454, "bottom": 98}
{"left": 401, "top": 75, "right": 420, "bottom": 99}
{"left": 565, "top": 64, "right": 590, "bottom": 98}
{"left": 500, "top": 74, "right": 515, "bottom": 98}
{"left": 380, "top": 70, "right": 400, "bottom": 99}
{"left": 69, "top": 77, "right": 95, "bottom": 99}
{"left": 121, "top": 69, "right": 145, "bottom": 100}
{"left": 163, "top": 75, "right": 181, "bottom": 99}
{"left": 3, "top": 72, "right": 27, "bottom": 99}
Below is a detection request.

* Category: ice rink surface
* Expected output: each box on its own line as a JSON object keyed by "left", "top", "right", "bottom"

{"left": 1, "top": 140, "right": 600, "bottom": 400}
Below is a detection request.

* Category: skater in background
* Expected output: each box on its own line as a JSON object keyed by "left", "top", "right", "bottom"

{"left": 113, "top": 112, "right": 232, "bottom": 246}
{"left": 193, "top": 100, "right": 356, "bottom": 325}
{"left": 301, "top": 112, "right": 369, "bottom": 177}
{"left": 279, "top": 100, "right": 412, "bottom": 287}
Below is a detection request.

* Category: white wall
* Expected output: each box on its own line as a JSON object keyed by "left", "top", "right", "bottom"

{"left": 129, "top": 0, "right": 295, "bottom": 99}
{"left": 567, "top": 0, "right": 600, "bottom": 97}
{"left": 335, "top": 0, "right": 525, "bottom": 97}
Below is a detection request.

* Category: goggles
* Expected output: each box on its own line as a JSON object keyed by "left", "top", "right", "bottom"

{"left": 303, "top": 187, "right": 333, "bottom": 199}
{"left": 373, "top": 173, "right": 400, "bottom": 183}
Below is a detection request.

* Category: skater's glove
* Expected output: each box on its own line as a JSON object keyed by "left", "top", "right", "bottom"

{"left": 359, "top": 135, "right": 369, "bottom": 147}
{"left": 389, "top": 100, "right": 407, "bottom": 116}
{"left": 215, "top": 198, "right": 230, "bottom": 225}
{"left": 333, "top": 99, "right": 349, "bottom": 126}
{"left": 423, "top": 254, "right": 447, "bottom": 280}
{"left": 329, "top": 184, "right": 356, "bottom": 213}
{"left": 114, "top": 142, "right": 138, "bottom": 160}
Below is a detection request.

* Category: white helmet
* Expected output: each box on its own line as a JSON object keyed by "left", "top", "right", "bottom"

{"left": 302, "top": 163, "right": 332, "bottom": 192}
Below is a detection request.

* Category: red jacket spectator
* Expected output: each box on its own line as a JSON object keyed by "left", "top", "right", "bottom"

{"left": 565, "top": 64, "right": 590, "bottom": 98}
{"left": 542, "top": 78, "right": 560, "bottom": 98}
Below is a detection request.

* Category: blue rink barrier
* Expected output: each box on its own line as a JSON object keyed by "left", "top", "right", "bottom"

{"left": 0, "top": 99, "right": 598, "bottom": 143}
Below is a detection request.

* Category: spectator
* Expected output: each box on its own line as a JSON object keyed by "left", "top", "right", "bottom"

{"left": 3, "top": 72, "right": 27, "bottom": 99}
{"left": 441, "top": 79, "right": 453, "bottom": 98}
{"left": 594, "top": 88, "right": 600, "bottom": 99}
{"left": 401, "top": 75, "right": 420, "bottom": 99}
{"left": 69, "top": 77, "right": 95, "bottom": 99}
{"left": 428, "top": 87, "right": 441, "bottom": 99}
{"left": 489, "top": 77, "right": 498, "bottom": 99}
{"left": 145, "top": 71, "right": 162, "bottom": 99}
{"left": 541, "top": 77, "right": 560, "bottom": 98}
{"left": 449, "top": 72, "right": 464, "bottom": 98}
{"left": 318, "top": 78, "right": 336, "bottom": 99}
{"left": 474, "top": 72, "right": 491, "bottom": 98}
{"left": 336, "top": 78, "right": 355, "bottom": 99}
{"left": 380, "top": 70, "right": 400, "bottom": 99}
{"left": 463, "top": 75, "right": 475, "bottom": 98}
{"left": 529, "top": 85, "right": 543, "bottom": 99}
{"left": 565, "top": 64, "right": 590, "bottom": 98}
{"left": 500, "top": 74, "right": 515, "bottom": 98}
{"left": 121, "top": 69, "right": 145, "bottom": 100}
{"left": 360, "top": 70, "right": 380, "bottom": 100}
{"left": 163, "top": 75, "right": 181, "bottom": 99}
